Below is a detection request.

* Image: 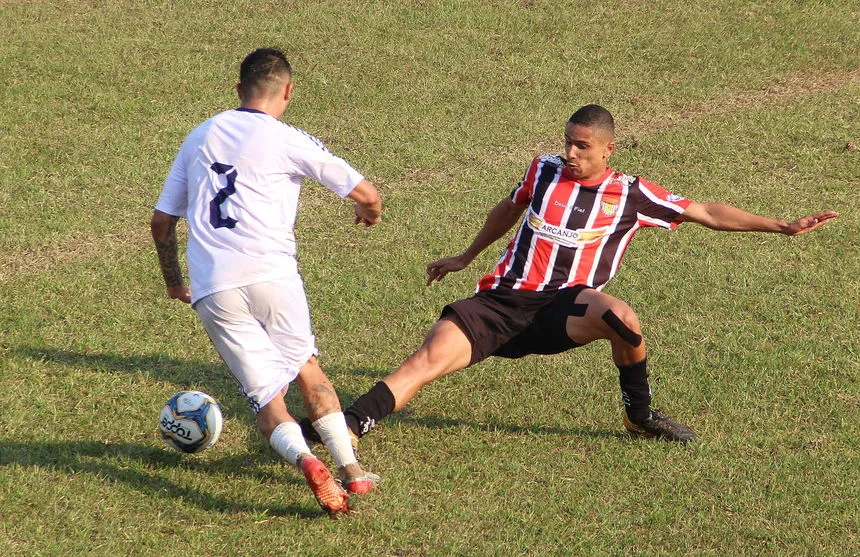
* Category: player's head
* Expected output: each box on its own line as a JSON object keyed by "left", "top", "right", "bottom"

{"left": 564, "top": 104, "right": 616, "bottom": 181}
{"left": 568, "top": 104, "right": 615, "bottom": 138}
{"left": 237, "top": 48, "right": 293, "bottom": 103}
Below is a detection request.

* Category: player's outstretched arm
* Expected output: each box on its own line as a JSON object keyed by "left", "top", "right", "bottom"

{"left": 348, "top": 179, "right": 382, "bottom": 227}
{"left": 150, "top": 210, "right": 191, "bottom": 303}
{"left": 427, "top": 196, "right": 527, "bottom": 285}
{"left": 679, "top": 202, "right": 838, "bottom": 236}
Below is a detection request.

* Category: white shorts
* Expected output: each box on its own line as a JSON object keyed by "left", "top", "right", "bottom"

{"left": 194, "top": 275, "right": 318, "bottom": 413}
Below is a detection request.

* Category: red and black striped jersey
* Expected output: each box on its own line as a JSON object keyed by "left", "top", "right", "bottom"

{"left": 477, "top": 155, "right": 692, "bottom": 292}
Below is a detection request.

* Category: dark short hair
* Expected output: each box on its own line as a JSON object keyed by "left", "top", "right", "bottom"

{"left": 568, "top": 104, "right": 615, "bottom": 137}
{"left": 239, "top": 48, "right": 292, "bottom": 93}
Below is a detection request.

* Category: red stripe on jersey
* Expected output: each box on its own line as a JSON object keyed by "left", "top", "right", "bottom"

{"left": 580, "top": 180, "right": 630, "bottom": 286}
{"left": 568, "top": 182, "right": 614, "bottom": 286}
{"left": 525, "top": 179, "right": 570, "bottom": 290}
{"left": 478, "top": 235, "right": 518, "bottom": 291}
{"left": 521, "top": 236, "right": 551, "bottom": 291}
{"left": 606, "top": 225, "right": 638, "bottom": 286}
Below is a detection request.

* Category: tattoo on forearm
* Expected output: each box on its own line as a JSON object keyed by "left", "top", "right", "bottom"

{"left": 155, "top": 219, "right": 184, "bottom": 287}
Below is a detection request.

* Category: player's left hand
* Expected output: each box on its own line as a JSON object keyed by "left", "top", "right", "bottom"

{"left": 354, "top": 202, "right": 381, "bottom": 227}
{"left": 167, "top": 285, "right": 192, "bottom": 304}
{"left": 784, "top": 211, "right": 839, "bottom": 236}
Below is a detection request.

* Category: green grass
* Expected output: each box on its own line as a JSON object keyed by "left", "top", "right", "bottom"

{"left": 1, "top": 0, "right": 858, "bottom": 555}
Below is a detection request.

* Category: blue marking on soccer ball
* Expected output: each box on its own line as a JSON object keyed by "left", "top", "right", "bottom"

{"left": 159, "top": 390, "right": 224, "bottom": 454}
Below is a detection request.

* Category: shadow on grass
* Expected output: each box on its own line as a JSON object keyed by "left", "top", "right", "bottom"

{"left": 14, "top": 345, "right": 238, "bottom": 396}
{"left": 13, "top": 345, "right": 623, "bottom": 443}
{"left": 11, "top": 345, "right": 382, "bottom": 433}
{"left": 0, "top": 439, "right": 329, "bottom": 518}
{"left": 394, "top": 414, "right": 626, "bottom": 440}
{"left": 13, "top": 345, "right": 371, "bottom": 405}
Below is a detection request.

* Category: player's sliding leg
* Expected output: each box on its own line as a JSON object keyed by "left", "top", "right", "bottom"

{"left": 294, "top": 358, "right": 380, "bottom": 495}
{"left": 566, "top": 289, "right": 696, "bottom": 443}
{"left": 341, "top": 317, "right": 473, "bottom": 438}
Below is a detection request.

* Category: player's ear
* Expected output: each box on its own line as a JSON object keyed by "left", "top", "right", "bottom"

{"left": 604, "top": 140, "right": 615, "bottom": 160}
{"left": 235, "top": 82, "right": 244, "bottom": 101}
{"left": 284, "top": 82, "right": 295, "bottom": 105}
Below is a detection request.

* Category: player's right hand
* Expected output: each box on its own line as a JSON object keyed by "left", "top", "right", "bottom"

{"left": 426, "top": 255, "right": 469, "bottom": 285}
{"left": 167, "top": 285, "right": 192, "bottom": 304}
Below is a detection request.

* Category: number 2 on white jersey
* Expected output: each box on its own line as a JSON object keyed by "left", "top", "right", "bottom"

{"left": 209, "top": 162, "right": 238, "bottom": 229}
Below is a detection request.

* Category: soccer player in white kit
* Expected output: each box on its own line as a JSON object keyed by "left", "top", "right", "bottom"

{"left": 151, "top": 48, "right": 381, "bottom": 517}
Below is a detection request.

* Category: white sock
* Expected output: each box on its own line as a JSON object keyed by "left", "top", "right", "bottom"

{"left": 269, "top": 421, "right": 312, "bottom": 466}
{"left": 312, "top": 412, "right": 358, "bottom": 468}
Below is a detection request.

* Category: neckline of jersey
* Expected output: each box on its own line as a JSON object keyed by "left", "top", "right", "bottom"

{"left": 562, "top": 166, "right": 614, "bottom": 187}
{"left": 235, "top": 107, "right": 267, "bottom": 115}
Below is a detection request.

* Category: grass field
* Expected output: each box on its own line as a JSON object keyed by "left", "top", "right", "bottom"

{"left": 1, "top": 0, "right": 858, "bottom": 555}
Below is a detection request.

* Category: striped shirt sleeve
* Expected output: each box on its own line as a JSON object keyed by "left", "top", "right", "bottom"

{"left": 635, "top": 177, "right": 692, "bottom": 229}
{"left": 510, "top": 157, "right": 542, "bottom": 205}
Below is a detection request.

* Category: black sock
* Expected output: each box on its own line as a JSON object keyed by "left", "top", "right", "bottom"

{"left": 618, "top": 358, "right": 651, "bottom": 424}
{"left": 297, "top": 417, "right": 321, "bottom": 443}
{"left": 344, "top": 381, "right": 396, "bottom": 438}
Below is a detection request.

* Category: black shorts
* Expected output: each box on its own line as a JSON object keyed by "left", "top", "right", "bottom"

{"left": 441, "top": 285, "right": 589, "bottom": 367}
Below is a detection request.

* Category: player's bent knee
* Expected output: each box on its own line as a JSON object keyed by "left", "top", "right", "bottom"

{"left": 601, "top": 307, "right": 642, "bottom": 347}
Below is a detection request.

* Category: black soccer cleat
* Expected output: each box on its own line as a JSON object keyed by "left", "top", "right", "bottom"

{"left": 623, "top": 409, "right": 697, "bottom": 443}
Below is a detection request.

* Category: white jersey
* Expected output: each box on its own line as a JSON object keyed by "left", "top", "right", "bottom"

{"left": 155, "top": 108, "right": 364, "bottom": 304}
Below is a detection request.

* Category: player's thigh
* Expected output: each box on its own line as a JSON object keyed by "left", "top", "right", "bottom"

{"left": 564, "top": 288, "right": 640, "bottom": 345}
{"left": 195, "top": 288, "right": 297, "bottom": 412}
{"left": 418, "top": 316, "right": 474, "bottom": 374}
{"left": 245, "top": 278, "right": 318, "bottom": 370}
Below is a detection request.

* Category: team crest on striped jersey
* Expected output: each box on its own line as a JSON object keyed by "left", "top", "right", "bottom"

{"left": 600, "top": 195, "right": 620, "bottom": 216}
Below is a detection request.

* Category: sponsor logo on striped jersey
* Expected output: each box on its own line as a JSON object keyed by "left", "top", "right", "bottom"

{"left": 527, "top": 209, "right": 607, "bottom": 248}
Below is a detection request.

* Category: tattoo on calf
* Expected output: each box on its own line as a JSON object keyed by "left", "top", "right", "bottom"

{"left": 306, "top": 383, "right": 339, "bottom": 417}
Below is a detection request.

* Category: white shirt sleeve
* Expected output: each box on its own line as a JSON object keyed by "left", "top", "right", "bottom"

{"left": 287, "top": 129, "right": 365, "bottom": 198}
{"left": 154, "top": 145, "right": 190, "bottom": 217}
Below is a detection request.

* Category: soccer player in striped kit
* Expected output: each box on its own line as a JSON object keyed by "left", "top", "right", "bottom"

{"left": 317, "top": 104, "right": 837, "bottom": 445}
{"left": 151, "top": 48, "right": 381, "bottom": 516}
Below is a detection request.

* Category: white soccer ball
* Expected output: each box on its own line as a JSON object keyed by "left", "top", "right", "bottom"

{"left": 158, "top": 390, "right": 223, "bottom": 453}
